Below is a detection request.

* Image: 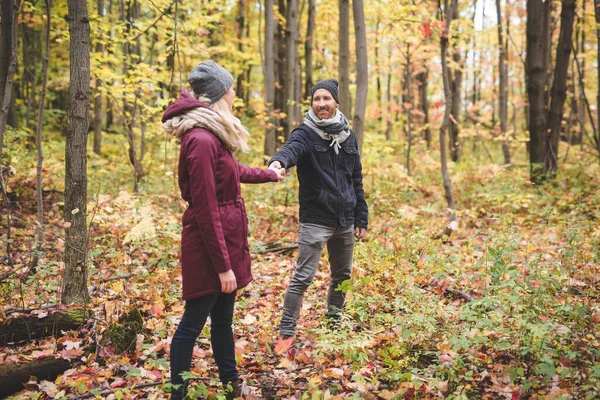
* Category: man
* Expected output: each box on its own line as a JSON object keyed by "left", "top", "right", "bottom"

{"left": 268, "top": 78, "right": 368, "bottom": 354}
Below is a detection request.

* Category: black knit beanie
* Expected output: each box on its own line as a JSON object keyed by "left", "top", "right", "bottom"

{"left": 311, "top": 79, "right": 340, "bottom": 104}
{"left": 187, "top": 61, "right": 234, "bottom": 103}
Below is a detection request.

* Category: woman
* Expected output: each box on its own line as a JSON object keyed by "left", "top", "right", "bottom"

{"left": 162, "top": 61, "right": 285, "bottom": 399}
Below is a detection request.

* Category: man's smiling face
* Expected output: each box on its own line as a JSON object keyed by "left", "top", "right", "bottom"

{"left": 312, "top": 88, "right": 339, "bottom": 120}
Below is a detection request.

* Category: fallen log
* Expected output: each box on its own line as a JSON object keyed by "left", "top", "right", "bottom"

{"left": 0, "top": 357, "right": 70, "bottom": 398}
{"left": 0, "top": 308, "right": 90, "bottom": 346}
{"left": 257, "top": 242, "right": 298, "bottom": 254}
{"left": 445, "top": 287, "right": 473, "bottom": 302}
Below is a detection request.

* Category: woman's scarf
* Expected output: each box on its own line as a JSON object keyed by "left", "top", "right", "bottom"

{"left": 163, "top": 106, "right": 246, "bottom": 153}
{"left": 304, "top": 108, "right": 350, "bottom": 154}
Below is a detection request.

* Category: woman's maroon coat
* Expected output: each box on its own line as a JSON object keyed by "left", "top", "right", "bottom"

{"left": 163, "top": 91, "right": 278, "bottom": 300}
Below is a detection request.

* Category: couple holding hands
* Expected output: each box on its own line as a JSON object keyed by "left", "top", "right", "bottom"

{"left": 162, "top": 61, "right": 368, "bottom": 399}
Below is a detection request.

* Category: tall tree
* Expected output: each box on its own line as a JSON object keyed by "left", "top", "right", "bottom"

{"left": 440, "top": 0, "right": 457, "bottom": 230}
{"left": 547, "top": 0, "right": 576, "bottom": 177}
{"left": 374, "top": 15, "right": 382, "bottom": 120}
{"left": 449, "top": 0, "right": 462, "bottom": 162}
{"left": 338, "top": 0, "right": 351, "bottom": 117}
{"left": 304, "top": 0, "right": 315, "bottom": 99}
{"left": 497, "top": 0, "right": 511, "bottom": 164}
{"left": 416, "top": 69, "right": 432, "bottom": 148}
{"left": 122, "top": 0, "right": 144, "bottom": 192}
{"left": 385, "top": 44, "right": 393, "bottom": 140}
{"left": 274, "top": 0, "right": 287, "bottom": 136}
{"left": 353, "top": 0, "right": 368, "bottom": 153}
{"left": 576, "top": 0, "right": 585, "bottom": 145}
{"left": 404, "top": 46, "right": 413, "bottom": 176}
{"left": 264, "top": 0, "right": 276, "bottom": 156}
{"left": 526, "top": 0, "right": 551, "bottom": 182}
{"left": 63, "top": 0, "right": 91, "bottom": 305}
{"left": 93, "top": 0, "right": 104, "bottom": 155}
{"left": 0, "top": 0, "right": 20, "bottom": 159}
{"left": 32, "top": 0, "right": 51, "bottom": 271}
{"left": 595, "top": 0, "right": 600, "bottom": 156}
{"left": 236, "top": 0, "right": 246, "bottom": 101}
{"left": 22, "top": 1, "right": 41, "bottom": 146}
{"left": 285, "top": 0, "right": 299, "bottom": 131}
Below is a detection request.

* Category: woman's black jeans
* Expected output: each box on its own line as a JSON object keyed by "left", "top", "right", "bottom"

{"left": 170, "top": 291, "right": 238, "bottom": 400}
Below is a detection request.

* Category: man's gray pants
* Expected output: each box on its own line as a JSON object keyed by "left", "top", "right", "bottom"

{"left": 279, "top": 222, "right": 354, "bottom": 337}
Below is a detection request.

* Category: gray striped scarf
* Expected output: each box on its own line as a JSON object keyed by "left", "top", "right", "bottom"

{"left": 304, "top": 108, "right": 350, "bottom": 154}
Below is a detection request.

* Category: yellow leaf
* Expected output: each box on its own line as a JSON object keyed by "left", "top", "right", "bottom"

{"left": 111, "top": 280, "right": 123, "bottom": 292}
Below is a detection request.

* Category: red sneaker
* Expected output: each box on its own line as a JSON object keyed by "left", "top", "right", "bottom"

{"left": 274, "top": 335, "right": 294, "bottom": 355}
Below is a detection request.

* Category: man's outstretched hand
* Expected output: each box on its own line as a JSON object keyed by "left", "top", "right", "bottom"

{"left": 269, "top": 161, "right": 286, "bottom": 181}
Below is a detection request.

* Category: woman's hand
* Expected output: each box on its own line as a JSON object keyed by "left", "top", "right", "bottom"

{"left": 269, "top": 161, "right": 286, "bottom": 181}
{"left": 219, "top": 270, "right": 237, "bottom": 293}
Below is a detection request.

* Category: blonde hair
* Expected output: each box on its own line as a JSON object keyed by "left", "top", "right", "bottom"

{"left": 196, "top": 94, "right": 250, "bottom": 152}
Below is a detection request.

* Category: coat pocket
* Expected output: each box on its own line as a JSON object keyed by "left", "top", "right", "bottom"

{"left": 342, "top": 146, "right": 358, "bottom": 173}
{"left": 313, "top": 143, "right": 332, "bottom": 168}
{"left": 219, "top": 205, "right": 243, "bottom": 235}
{"left": 318, "top": 188, "right": 338, "bottom": 215}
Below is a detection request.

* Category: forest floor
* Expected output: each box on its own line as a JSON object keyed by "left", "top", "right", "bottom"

{"left": 1, "top": 133, "right": 600, "bottom": 399}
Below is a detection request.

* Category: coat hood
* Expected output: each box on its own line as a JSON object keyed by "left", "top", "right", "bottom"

{"left": 161, "top": 89, "right": 211, "bottom": 123}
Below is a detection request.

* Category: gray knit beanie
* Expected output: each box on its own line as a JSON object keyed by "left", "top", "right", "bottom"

{"left": 311, "top": 79, "right": 340, "bottom": 104}
{"left": 187, "top": 61, "right": 234, "bottom": 103}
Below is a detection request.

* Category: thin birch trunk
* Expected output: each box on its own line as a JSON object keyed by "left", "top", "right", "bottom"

{"left": 285, "top": 0, "right": 299, "bottom": 131}
{"left": 93, "top": 0, "right": 104, "bottom": 155}
{"left": 440, "top": 0, "right": 457, "bottom": 233}
{"left": 0, "top": 0, "right": 20, "bottom": 159}
{"left": 338, "top": 0, "right": 351, "bottom": 117}
{"left": 352, "top": 0, "right": 368, "bottom": 154}
{"left": 264, "top": 0, "right": 276, "bottom": 156}
{"left": 31, "top": 0, "right": 51, "bottom": 272}
{"left": 497, "top": 0, "right": 511, "bottom": 164}
{"left": 405, "top": 46, "right": 413, "bottom": 176}
{"left": 304, "top": 0, "right": 315, "bottom": 99}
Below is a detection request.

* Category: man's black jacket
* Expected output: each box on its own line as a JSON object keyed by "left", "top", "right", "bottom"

{"left": 269, "top": 124, "right": 368, "bottom": 229}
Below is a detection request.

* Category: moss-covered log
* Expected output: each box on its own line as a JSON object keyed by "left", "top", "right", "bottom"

{"left": 0, "top": 308, "right": 90, "bottom": 345}
{"left": 0, "top": 357, "right": 70, "bottom": 398}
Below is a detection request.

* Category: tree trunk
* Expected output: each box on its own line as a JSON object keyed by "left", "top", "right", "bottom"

{"left": 31, "top": 0, "right": 51, "bottom": 272}
{"left": 0, "top": 0, "right": 20, "bottom": 159}
{"left": 122, "top": 0, "right": 143, "bottom": 192}
{"left": 93, "top": 0, "right": 105, "bottom": 155}
{"left": 22, "top": 5, "right": 40, "bottom": 147}
{"left": 440, "top": 0, "right": 457, "bottom": 228}
{"left": 236, "top": 0, "right": 246, "bottom": 101}
{"left": 0, "top": 0, "right": 14, "bottom": 120}
{"left": 595, "top": 0, "right": 600, "bottom": 156}
{"left": 0, "top": 357, "right": 71, "bottom": 398}
{"left": 405, "top": 47, "right": 413, "bottom": 176}
{"left": 274, "top": 0, "right": 287, "bottom": 137}
{"left": 385, "top": 47, "right": 393, "bottom": 141}
{"left": 497, "top": 0, "right": 511, "bottom": 164}
{"left": 417, "top": 69, "right": 431, "bottom": 148}
{"left": 526, "top": 0, "right": 551, "bottom": 182}
{"left": 285, "top": 0, "right": 299, "bottom": 131}
{"left": 338, "top": 0, "right": 351, "bottom": 117}
{"left": 352, "top": 0, "right": 368, "bottom": 154}
{"left": 449, "top": 0, "right": 461, "bottom": 162}
{"left": 264, "top": 0, "right": 276, "bottom": 157}
{"left": 63, "top": 0, "right": 91, "bottom": 306}
{"left": 546, "top": 0, "right": 576, "bottom": 177}
{"left": 304, "top": 0, "right": 315, "bottom": 99}
{"left": 576, "top": 0, "right": 585, "bottom": 146}
{"left": 375, "top": 17, "right": 382, "bottom": 121}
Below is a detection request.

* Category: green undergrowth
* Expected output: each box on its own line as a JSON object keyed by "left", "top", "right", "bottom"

{"left": 3, "top": 121, "right": 600, "bottom": 398}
